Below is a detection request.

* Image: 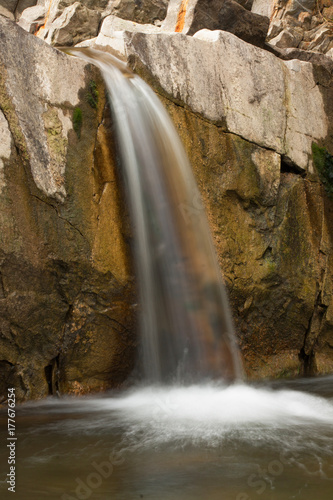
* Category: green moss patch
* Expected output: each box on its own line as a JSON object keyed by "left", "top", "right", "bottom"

{"left": 312, "top": 142, "right": 333, "bottom": 199}
{"left": 86, "top": 80, "right": 99, "bottom": 109}
{"left": 73, "top": 107, "right": 83, "bottom": 138}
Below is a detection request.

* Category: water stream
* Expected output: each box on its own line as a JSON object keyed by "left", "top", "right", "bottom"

{"left": 66, "top": 47, "right": 242, "bottom": 384}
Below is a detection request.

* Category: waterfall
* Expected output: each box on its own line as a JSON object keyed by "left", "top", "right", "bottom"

{"left": 67, "top": 48, "right": 242, "bottom": 384}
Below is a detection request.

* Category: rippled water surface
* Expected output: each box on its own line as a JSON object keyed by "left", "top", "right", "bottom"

{"left": 1, "top": 377, "right": 333, "bottom": 499}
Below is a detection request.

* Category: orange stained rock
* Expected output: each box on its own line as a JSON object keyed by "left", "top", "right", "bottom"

{"left": 175, "top": 0, "right": 190, "bottom": 32}
{"left": 35, "top": 0, "right": 53, "bottom": 36}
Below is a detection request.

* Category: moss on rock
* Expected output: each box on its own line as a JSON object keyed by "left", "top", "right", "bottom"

{"left": 73, "top": 107, "right": 83, "bottom": 138}
{"left": 312, "top": 142, "right": 333, "bottom": 199}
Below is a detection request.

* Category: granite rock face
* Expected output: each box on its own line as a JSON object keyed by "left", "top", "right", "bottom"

{"left": 0, "top": 16, "right": 136, "bottom": 402}
{"left": 126, "top": 29, "right": 330, "bottom": 172}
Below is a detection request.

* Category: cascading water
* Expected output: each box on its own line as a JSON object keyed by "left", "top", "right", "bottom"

{"left": 67, "top": 48, "right": 242, "bottom": 384}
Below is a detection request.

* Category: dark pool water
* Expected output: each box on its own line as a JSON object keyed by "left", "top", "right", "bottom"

{"left": 1, "top": 377, "right": 333, "bottom": 500}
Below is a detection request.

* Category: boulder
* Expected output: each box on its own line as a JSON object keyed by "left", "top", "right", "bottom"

{"left": 110, "top": 0, "right": 168, "bottom": 25}
{"left": 18, "top": 0, "right": 111, "bottom": 41}
{"left": 269, "top": 27, "right": 303, "bottom": 48}
{"left": 18, "top": 0, "right": 168, "bottom": 45}
{"left": 187, "top": 0, "right": 270, "bottom": 47}
{"left": 163, "top": 0, "right": 269, "bottom": 48}
{"left": 76, "top": 15, "right": 162, "bottom": 57}
{"left": 0, "top": 0, "right": 37, "bottom": 20}
{"left": 126, "top": 29, "right": 330, "bottom": 171}
{"left": 40, "top": 2, "right": 101, "bottom": 46}
{"left": 0, "top": 16, "right": 136, "bottom": 402}
{"left": 251, "top": 0, "right": 274, "bottom": 18}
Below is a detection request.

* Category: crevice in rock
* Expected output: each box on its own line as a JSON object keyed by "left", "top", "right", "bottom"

{"left": 262, "top": 246, "right": 273, "bottom": 260}
{"left": 0, "top": 359, "right": 14, "bottom": 366}
{"left": 44, "top": 364, "right": 53, "bottom": 395}
{"left": 44, "top": 355, "right": 60, "bottom": 396}
{"left": 298, "top": 347, "right": 314, "bottom": 376}
{"left": 300, "top": 291, "right": 328, "bottom": 375}
{"left": 13, "top": 0, "right": 20, "bottom": 14}
{"left": 0, "top": 273, "right": 5, "bottom": 298}
{"left": 280, "top": 156, "right": 306, "bottom": 176}
{"left": 32, "top": 194, "right": 88, "bottom": 243}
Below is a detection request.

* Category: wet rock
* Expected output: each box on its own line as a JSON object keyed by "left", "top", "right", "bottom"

{"left": 18, "top": 0, "right": 168, "bottom": 45}
{"left": 0, "top": 17, "right": 135, "bottom": 401}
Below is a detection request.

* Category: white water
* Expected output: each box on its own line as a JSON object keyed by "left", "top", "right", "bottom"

{"left": 22, "top": 381, "right": 333, "bottom": 453}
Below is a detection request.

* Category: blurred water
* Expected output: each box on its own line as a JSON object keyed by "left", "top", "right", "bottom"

{"left": 66, "top": 47, "right": 242, "bottom": 383}
{"left": 1, "top": 377, "right": 333, "bottom": 499}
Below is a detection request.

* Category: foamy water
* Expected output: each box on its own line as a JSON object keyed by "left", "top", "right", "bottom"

{"left": 21, "top": 383, "right": 333, "bottom": 451}
{"left": 2, "top": 380, "right": 333, "bottom": 500}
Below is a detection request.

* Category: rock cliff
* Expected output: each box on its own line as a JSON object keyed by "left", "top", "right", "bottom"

{"left": 0, "top": 16, "right": 136, "bottom": 402}
{"left": 125, "top": 28, "right": 333, "bottom": 378}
